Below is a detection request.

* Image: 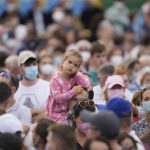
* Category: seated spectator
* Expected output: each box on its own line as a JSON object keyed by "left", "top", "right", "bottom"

{"left": 132, "top": 91, "right": 145, "bottom": 122}
{"left": 46, "top": 124, "right": 76, "bottom": 150}
{"left": 131, "top": 87, "right": 150, "bottom": 137}
{"left": 117, "top": 134, "right": 137, "bottom": 150}
{"left": 93, "top": 64, "right": 115, "bottom": 105}
{"left": 0, "top": 81, "right": 12, "bottom": 110}
{"left": 88, "top": 42, "right": 107, "bottom": 86}
{"left": 104, "top": 75, "right": 125, "bottom": 101}
{"left": 116, "top": 66, "right": 133, "bottom": 102}
{"left": 0, "top": 133, "right": 25, "bottom": 150}
{"left": 38, "top": 50, "right": 56, "bottom": 81}
{"left": 71, "top": 99, "right": 96, "bottom": 150}
{"left": 106, "top": 97, "right": 145, "bottom": 150}
{"left": 0, "top": 72, "right": 31, "bottom": 135}
{"left": 15, "top": 50, "right": 49, "bottom": 123}
{"left": 80, "top": 110, "right": 121, "bottom": 150}
{"left": 0, "top": 113, "right": 23, "bottom": 137}
{"left": 32, "top": 118, "right": 55, "bottom": 150}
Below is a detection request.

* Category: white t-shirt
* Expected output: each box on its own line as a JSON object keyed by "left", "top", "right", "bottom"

{"left": 14, "top": 79, "right": 50, "bottom": 109}
{"left": 129, "top": 130, "right": 145, "bottom": 150}
{"left": 7, "top": 101, "right": 31, "bottom": 128}
{"left": 93, "top": 85, "right": 133, "bottom": 104}
{"left": 93, "top": 85, "right": 105, "bottom": 105}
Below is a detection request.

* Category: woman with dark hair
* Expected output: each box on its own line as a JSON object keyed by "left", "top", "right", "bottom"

{"left": 131, "top": 87, "right": 150, "bottom": 137}
{"left": 71, "top": 99, "right": 96, "bottom": 150}
{"left": 32, "top": 118, "right": 55, "bottom": 150}
{"left": 117, "top": 134, "right": 137, "bottom": 150}
{"left": 0, "top": 133, "right": 25, "bottom": 150}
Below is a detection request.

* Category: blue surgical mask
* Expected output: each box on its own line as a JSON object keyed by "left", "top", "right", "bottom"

{"left": 54, "top": 55, "right": 62, "bottom": 65}
{"left": 143, "top": 101, "right": 150, "bottom": 113}
{"left": 24, "top": 66, "right": 38, "bottom": 80}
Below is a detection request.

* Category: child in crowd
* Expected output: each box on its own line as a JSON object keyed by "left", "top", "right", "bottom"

{"left": 88, "top": 41, "right": 107, "bottom": 86}
{"left": 46, "top": 49, "right": 90, "bottom": 124}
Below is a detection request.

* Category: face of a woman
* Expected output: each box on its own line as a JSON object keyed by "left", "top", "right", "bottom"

{"left": 90, "top": 141, "right": 110, "bottom": 150}
{"left": 142, "top": 89, "right": 150, "bottom": 102}
{"left": 40, "top": 57, "right": 53, "bottom": 66}
{"left": 121, "top": 137, "right": 134, "bottom": 150}
{"left": 142, "top": 73, "right": 150, "bottom": 86}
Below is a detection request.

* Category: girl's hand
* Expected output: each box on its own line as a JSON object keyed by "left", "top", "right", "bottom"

{"left": 72, "top": 85, "right": 83, "bottom": 94}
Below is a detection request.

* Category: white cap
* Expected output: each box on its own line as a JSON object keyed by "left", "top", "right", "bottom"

{"left": 0, "top": 114, "right": 23, "bottom": 134}
{"left": 18, "top": 50, "right": 37, "bottom": 65}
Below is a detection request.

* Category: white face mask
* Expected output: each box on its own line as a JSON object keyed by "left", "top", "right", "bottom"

{"left": 110, "top": 55, "right": 123, "bottom": 66}
{"left": 136, "top": 106, "right": 145, "bottom": 118}
{"left": 40, "top": 64, "right": 54, "bottom": 75}
{"left": 143, "top": 101, "right": 150, "bottom": 113}
{"left": 107, "top": 88, "right": 125, "bottom": 99}
{"left": 52, "top": 11, "right": 65, "bottom": 22}
{"left": 81, "top": 51, "right": 91, "bottom": 63}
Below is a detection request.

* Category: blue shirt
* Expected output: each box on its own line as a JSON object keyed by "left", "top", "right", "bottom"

{"left": 88, "top": 70, "right": 98, "bottom": 86}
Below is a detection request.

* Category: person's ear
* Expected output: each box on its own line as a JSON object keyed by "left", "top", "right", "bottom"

{"left": 34, "top": 134, "right": 41, "bottom": 145}
{"left": 11, "top": 86, "right": 16, "bottom": 94}
{"left": 20, "top": 64, "right": 25, "bottom": 74}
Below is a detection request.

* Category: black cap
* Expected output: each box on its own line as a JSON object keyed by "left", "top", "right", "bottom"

{"left": 80, "top": 110, "right": 120, "bottom": 140}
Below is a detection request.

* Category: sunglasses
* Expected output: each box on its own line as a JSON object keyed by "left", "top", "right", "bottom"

{"left": 140, "top": 86, "right": 150, "bottom": 95}
{"left": 79, "top": 100, "right": 95, "bottom": 108}
{"left": 0, "top": 72, "right": 12, "bottom": 79}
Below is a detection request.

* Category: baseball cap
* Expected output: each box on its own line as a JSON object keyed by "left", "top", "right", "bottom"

{"left": 105, "top": 75, "right": 125, "bottom": 89}
{"left": 80, "top": 110, "right": 120, "bottom": 140}
{"left": 0, "top": 114, "right": 23, "bottom": 134}
{"left": 106, "top": 97, "right": 132, "bottom": 118}
{"left": 18, "top": 50, "right": 37, "bottom": 65}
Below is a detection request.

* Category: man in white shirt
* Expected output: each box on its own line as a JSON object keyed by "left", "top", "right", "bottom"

{"left": 0, "top": 72, "right": 31, "bottom": 135}
{"left": 93, "top": 64, "right": 115, "bottom": 104}
{"left": 14, "top": 50, "right": 50, "bottom": 122}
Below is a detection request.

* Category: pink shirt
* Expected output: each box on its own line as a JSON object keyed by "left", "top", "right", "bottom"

{"left": 46, "top": 73, "right": 90, "bottom": 123}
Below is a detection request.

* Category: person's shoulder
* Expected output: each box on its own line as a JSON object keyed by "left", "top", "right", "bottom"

{"left": 132, "top": 118, "right": 146, "bottom": 128}
{"left": 51, "top": 73, "right": 60, "bottom": 80}
{"left": 38, "top": 79, "right": 50, "bottom": 85}
{"left": 93, "top": 85, "right": 101, "bottom": 90}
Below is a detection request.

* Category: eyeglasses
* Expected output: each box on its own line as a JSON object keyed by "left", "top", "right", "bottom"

{"left": 141, "top": 86, "right": 150, "bottom": 92}
{"left": 0, "top": 72, "right": 12, "bottom": 79}
{"left": 79, "top": 100, "right": 95, "bottom": 108}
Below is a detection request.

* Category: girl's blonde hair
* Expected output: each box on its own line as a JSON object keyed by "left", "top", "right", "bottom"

{"left": 62, "top": 49, "right": 82, "bottom": 64}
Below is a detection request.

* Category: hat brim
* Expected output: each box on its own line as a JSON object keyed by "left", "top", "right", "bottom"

{"left": 107, "top": 82, "right": 125, "bottom": 89}
{"left": 21, "top": 57, "right": 37, "bottom": 64}
{"left": 80, "top": 110, "right": 96, "bottom": 124}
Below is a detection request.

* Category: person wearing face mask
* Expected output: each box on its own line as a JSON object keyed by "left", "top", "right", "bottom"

{"left": 38, "top": 51, "right": 56, "bottom": 81}
{"left": 139, "top": 67, "right": 150, "bottom": 89}
{"left": 109, "top": 46, "right": 124, "bottom": 67}
{"left": 104, "top": 75, "right": 126, "bottom": 102}
{"left": 71, "top": 99, "right": 96, "bottom": 150}
{"left": 131, "top": 87, "right": 150, "bottom": 137}
{"left": 14, "top": 50, "right": 50, "bottom": 123}
{"left": 96, "top": 74, "right": 126, "bottom": 111}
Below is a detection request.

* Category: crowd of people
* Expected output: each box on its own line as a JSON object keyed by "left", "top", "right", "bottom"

{"left": 0, "top": 0, "right": 149, "bottom": 150}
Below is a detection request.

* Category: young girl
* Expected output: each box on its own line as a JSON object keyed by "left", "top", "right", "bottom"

{"left": 46, "top": 50, "right": 90, "bottom": 124}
